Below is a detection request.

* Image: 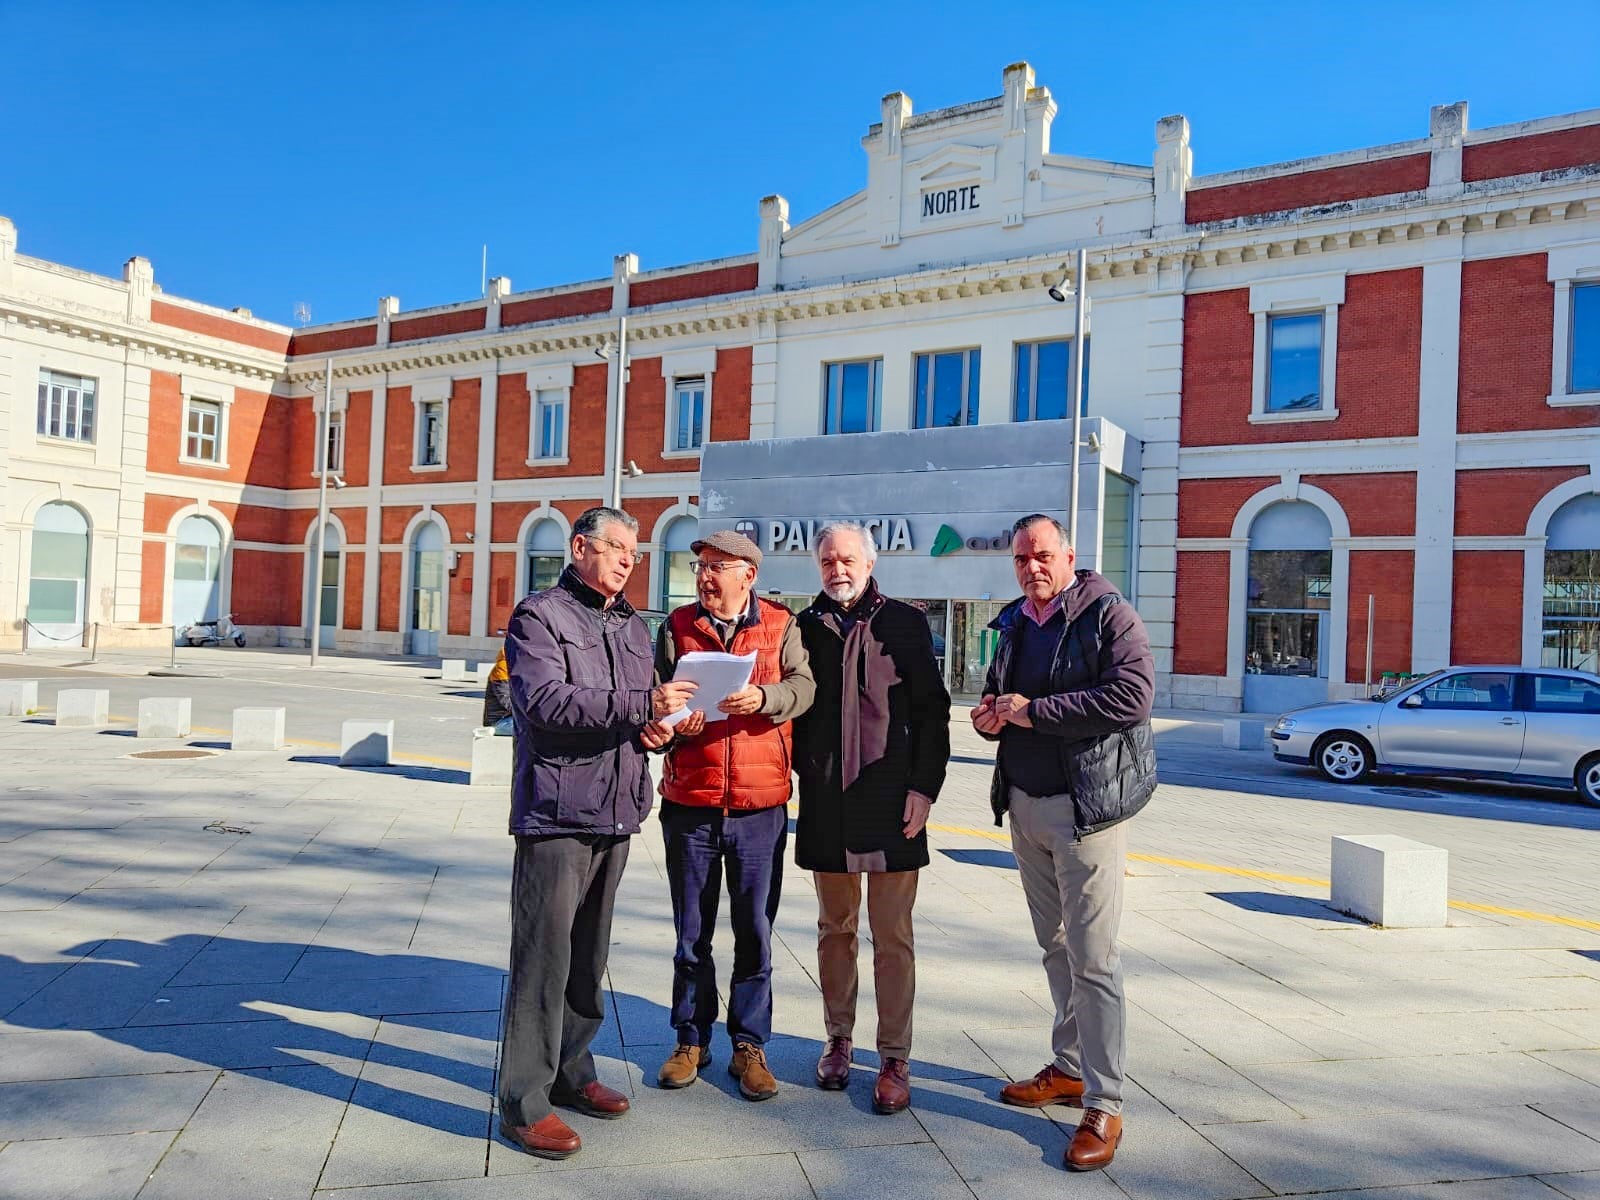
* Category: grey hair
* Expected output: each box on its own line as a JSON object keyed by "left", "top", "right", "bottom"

{"left": 814, "top": 520, "right": 878, "bottom": 562}
{"left": 1011, "top": 513, "right": 1072, "bottom": 548}
{"left": 572, "top": 506, "right": 638, "bottom": 543}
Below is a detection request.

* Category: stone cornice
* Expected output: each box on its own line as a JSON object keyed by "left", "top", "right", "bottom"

{"left": 0, "top": 297, "right": 287, "bottom": 383}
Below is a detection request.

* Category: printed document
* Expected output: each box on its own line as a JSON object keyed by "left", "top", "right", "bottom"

{"left": 662, "top": 650, "right": 757, "bottom": 725}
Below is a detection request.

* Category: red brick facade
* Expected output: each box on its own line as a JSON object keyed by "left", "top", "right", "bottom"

{"left": 1454, "top": 466, "right": 1589, "bottom": 537}
{"left": 1346, "top": 551, "right": 1415, "bottom": 683}
{"left": 1462, "top": 125, "right": 1600, "bottom": 182}
{"left": 1450, "top": 550, "right": 1525, "bottom": 664}
{"left": 1185, "top": 154, "right": 1430, "bottom": 224}
{"left": 1173, "top": 551, "right": 1230, "bottom": 676}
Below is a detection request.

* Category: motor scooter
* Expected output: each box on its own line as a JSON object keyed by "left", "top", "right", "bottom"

{"left": 179, "top": 613, "right": 246, "bottom": 648}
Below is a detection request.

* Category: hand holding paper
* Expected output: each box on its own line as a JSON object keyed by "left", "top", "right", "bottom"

{"left": 660, "top": 650, "right": 758, "bottom": 727}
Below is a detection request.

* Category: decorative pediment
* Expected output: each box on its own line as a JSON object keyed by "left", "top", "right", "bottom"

{"left": 782, "top": 192, "right": 873, "bottom": 251}
{"left": 910, "top": 142, "right": 998, "bottom": 186}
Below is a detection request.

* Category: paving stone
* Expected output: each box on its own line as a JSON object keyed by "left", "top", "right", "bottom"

{"left": 318, "top": 1012, "right": 499, "bottom": 1189}
{"left": 1201, "top": 1103, "right": 1600, "bottom": 1194}
{"left": 1280, "top": 1180, "right": 1571, "bottom": 1200}
{"left": 125, "top": 971, "right": 502, "bottom": 1026}
{"left": 798, "top": 1140, "right": 971, "bottom": 1200}
{"left": 1542, "top": 1171, "right": 1600, "bottom": 1198}
{"left": 1242, "top": 1051, "right": 1600, "bottom": 1119}
{"left": 1103, "top": 1080, "right": 1273, "bottom": 1200}
{"left": 315, "top": 1151, "right": 816, "bottom": 1199}
{"left": 0, "top": 1070, "right": 217, "bottom": 1139}
{"left": 0, "top": 1131, "right": 175, "bottom": 1200}
{"left": 139, "top": 1064, "right": 356, "bottom": 1200}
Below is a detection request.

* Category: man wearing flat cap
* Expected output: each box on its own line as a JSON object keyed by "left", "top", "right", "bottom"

{"left": 651, "top": 529, "right": 814, "bottom": 1101}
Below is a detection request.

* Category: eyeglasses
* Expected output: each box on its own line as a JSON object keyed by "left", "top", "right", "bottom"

{"left": 691, "top": 559, "right": 750, "bottom": 576}
{"left": 584, "top": 534, "right": 637, "bottom": 564}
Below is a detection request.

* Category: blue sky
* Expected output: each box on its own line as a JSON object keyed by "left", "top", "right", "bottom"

{"left": 4, "top": 2, "right": 1597, "bottom": 327}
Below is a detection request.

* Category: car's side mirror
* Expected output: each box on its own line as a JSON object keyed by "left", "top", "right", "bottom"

{"left": 1400, "top": 695, "right": 1422, "bottom": 709}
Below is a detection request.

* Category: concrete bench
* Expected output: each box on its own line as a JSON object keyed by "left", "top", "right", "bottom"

{"left": 470, "top": 727, "right": 513, "bottom": 787}
{"left": 56, "top": 689, "right": 110, "bottom": 728}
{"left": 138, "top": 697, "right": 192, "bottom": 738}
{"left": 1222, "top": 717, "right": 1264, "bottom": 750}
{"left": 1331, "top": 834, "right": 1449, "bottom": 928}
{"left": 233, "top": 707, "right": 286, "bottom": 751}
{"left": 442, "top": 659, "right": 478, "bottom": 683}
{"left": 0, "top": 680, "right": 38, "bottom": 717}
{"left": 474, "top": 662, "right": 493, "bottom": 685}
{"left": 341, "top": 719, "right": 394, "bottom": 766}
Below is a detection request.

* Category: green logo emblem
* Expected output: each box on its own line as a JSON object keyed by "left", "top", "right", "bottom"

{"left": 929, "top": 524, "right": 963, "bottom": 557}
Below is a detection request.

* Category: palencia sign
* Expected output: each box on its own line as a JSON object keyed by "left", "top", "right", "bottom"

{"left": 736, "top": 518, "right": 913, "bottom": 554}
{"left": 731, "top": 518, "right": 1012, "bottom": 556}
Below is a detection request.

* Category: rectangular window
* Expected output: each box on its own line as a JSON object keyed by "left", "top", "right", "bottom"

{"left": 1266, "top": 313, "right": 1324, "bottom": 413}
{"left": 323, "top": 410, "right": 345, "bottom": 474}
{"left": 1571, "top": 282, "right": 1600, "bottom": 394}
{"left": 1246, "top": 549, "right": 1332, "bottom": 677}
{"left": 671, "top": 378, "right": 705, "bottom": 452}
{"left": 36, "top": 370, "right": 97, "bottom": 443}
{"left": 1415, "top": 671, "right": 1515, "bottom": 711}
{"left": 1543, "top": 548, "right": 1600, "bottom": 672}
{"left": 418, "top": 400, "right": 444, "bottom": 466}
{"left": 914, "top": 348, "right": 980, "bottom": 428}
{"left": 822, "top": 359, "right": 882, "bottom": 434}
{"left": 185, "top": 399, "right": 222, "bottom": 462}
{"left": 534, "top": 388, "right": 566, "bottom": 459}
{"left": 1012, "top": 339, "right": 1089, "bottom": 421}
{"left": 1531, "top": 673, "right": 1600, "bottom": 713}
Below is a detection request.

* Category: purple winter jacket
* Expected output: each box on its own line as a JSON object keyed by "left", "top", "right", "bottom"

{"left": 505, "top": 567, "right": 656, "bottom": 837}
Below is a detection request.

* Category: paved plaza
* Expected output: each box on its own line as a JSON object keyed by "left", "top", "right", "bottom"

{"left": 3, "top": 646, "right": 1600, "bottom": 1199}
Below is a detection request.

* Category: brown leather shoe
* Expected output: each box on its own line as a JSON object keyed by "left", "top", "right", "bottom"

{"left": 729, "top": 1041, "right": 779, "bottom": 1101}
{"left": 999, "top": 1063, "right": 1085, "bottom": 1108}
{"left": 657, "top": 1043, "right": 710, "bottom": 1089}
{"left": 1065, "top": 1109, "right": 1122, "bottom": 1172}
{"left": 815, "top": 1036, "right": 852, "bottom": 1090}
{"left": 499, "top": 1113, "right": 581, "bottom": 1159}
{"left": 555, "top": 1079, "right": 630, "bottom": 1119}
{"left": 872, "top": 1057, "right": 911, "bottom": 1115}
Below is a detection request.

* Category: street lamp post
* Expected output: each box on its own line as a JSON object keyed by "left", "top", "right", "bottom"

{"left": 309, "top": 358, "right": 332, "bottom": 667}
{"left": 1066, "top": 246, "right": 1088, "bottom": 549}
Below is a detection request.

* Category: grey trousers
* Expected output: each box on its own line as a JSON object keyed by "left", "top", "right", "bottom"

{"left": 498, "top": 833, "right": 629, "bottom": 1127}
{"left": 1007, "top": 786, "right": 1127, "bottom": 1115}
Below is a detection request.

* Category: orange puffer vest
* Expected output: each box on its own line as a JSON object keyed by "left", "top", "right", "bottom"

{"left": 661, "top": 597, "right": 794, "bottom": 811}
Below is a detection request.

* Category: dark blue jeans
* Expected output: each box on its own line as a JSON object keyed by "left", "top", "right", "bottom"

{"left": 660, "top": 801, "right": 787, "bottom": 1048}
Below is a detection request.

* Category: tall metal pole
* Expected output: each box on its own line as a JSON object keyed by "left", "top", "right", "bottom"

{"left": 608, "top": 314, "right": 630, "bottom": 509}
{"left": 1067, "top": 247, "right": 1088, "bottom": 549}
{"left": 309, "top": 358, "right": 332, "bottom": 667}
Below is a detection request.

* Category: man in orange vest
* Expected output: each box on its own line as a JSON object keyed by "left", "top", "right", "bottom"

{"left": 652, "top": 529, "right": 814, "bottom": 1101}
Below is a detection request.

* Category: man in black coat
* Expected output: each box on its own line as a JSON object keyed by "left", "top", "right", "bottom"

{"left": 793, "top": 520, "right": 950, "bottom": 1115}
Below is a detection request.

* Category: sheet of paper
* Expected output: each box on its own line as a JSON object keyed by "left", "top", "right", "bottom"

{"left": 660, "top": 650, "right": 758, "bottom": 726}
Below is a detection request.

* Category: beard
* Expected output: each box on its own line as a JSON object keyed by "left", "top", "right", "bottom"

{"left": 822, "top": 580, "right": 860, "bottom": 605}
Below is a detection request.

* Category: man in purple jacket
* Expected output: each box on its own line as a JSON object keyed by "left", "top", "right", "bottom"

{"left": 972, "top": 514, "right": 1156, "bottom": 1174}
{"left": 497, "top": 506, "right": 694, "bottom": 1160}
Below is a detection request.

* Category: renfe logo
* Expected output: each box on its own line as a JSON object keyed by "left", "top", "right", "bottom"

{"left": 922, "top": 185, "right": 980, "bottom": 218}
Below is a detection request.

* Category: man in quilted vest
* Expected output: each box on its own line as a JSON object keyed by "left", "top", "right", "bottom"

{"left": 652, "top": 529, "right": 815, "bottom": 1101}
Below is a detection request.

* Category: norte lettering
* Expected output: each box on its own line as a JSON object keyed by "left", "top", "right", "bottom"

{"left": 921, "top": 185, "right": 980, "bottom": 219}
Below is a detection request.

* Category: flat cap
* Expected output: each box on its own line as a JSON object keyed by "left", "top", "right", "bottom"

{"left": 691, "top": 528, "right": 762, "bottom": 568}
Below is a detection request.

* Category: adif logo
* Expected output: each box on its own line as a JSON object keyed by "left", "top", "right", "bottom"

{"left": 733, "top": 520, "right": 759, "bottom": 541}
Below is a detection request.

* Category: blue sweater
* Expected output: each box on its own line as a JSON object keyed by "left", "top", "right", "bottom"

{"left": 997, "top": 608, "right": 1071, "bottom": 797}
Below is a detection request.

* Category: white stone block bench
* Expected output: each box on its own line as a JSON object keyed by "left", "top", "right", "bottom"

{"left": 233, "top": 708, "right": 286, "bottom": 751}
{"left": 341, "top": 719, "right": 394, "bottom": 766}
{"left": 1331, "top": 834, "right": 1449, "bottom": 928}
{"left": 471, "top": 727, "right": 513, "bottom": 787}
{"left": 442, "top": 659, "right": 476, "bottom": 682}
{"left": 0, "top": 680, "right": 38, "bottom": 717}
{"left": 56, "top": 689, "right": 109, "bottom": 728}
{"left": 1222, "top": 718, "right": 1264, "bottom": 750}
{"left": 138, "top": 697, "right": 192, "bottom": 738}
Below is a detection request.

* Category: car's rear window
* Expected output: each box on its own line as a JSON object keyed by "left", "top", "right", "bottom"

{"left": 1531, "top": 675, "right": 1600, "bottom": 714}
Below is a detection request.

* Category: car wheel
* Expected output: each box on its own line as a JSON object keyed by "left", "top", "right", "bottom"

{"left": 1577, "top": 754, "right": 1600, "bottom": 808}
{"left": 1313, "top": 732, "right": 1373, "bottom": 784}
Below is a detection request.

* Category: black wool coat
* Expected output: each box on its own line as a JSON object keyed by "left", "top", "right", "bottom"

{"left": 792, "top": 583, "right": 951, "bottom": 873}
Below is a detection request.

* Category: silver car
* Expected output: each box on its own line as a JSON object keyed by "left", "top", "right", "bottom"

{"left": 1270, "top": 666, "right": 1600, "bottom": 806}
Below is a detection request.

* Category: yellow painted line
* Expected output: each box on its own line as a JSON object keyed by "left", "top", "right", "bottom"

{"left": 922, "top": 821, "right": 1600, "bottom": 934}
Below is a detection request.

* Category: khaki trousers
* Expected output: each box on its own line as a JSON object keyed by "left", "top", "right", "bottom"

{"left": 1007, "top": 786, "right": 1127, "bottom": 1115}
{"left": 814, "top": 870, "right": 919, "bottom": 1059}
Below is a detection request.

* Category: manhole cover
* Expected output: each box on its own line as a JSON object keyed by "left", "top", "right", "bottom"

{"left": 127, "top": 749, "right": 218, "bottom": 761}
{"left": 1373, "top": 786, "right": 1442, "bottom": 798}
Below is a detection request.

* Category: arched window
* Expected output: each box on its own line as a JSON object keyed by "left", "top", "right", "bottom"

{"left": 410, "top": 522, "right": 445, "bottom": 655}
{"left": 660, "top": 516, "right": 698, "bottom": 611}
{"left": 525, "top": 519, "right": 565, "bottom": 595}
{"left": 1543, "top": 493, "right": 1600, "bottom": 672}
{"left": 173, "top": 515, "right": 223, "bottom": 632}
{"left": 28, "top": 502, "right": 90, "bottom": 643}
{"left": 1245, "top": 502, "right": 1332, "bottom": 681}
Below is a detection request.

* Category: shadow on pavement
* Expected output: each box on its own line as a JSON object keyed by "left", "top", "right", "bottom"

{"left": 939, "top": 847, "right": 1018, "bottom": 870}
{"left": 1209, "top": 890, "right": 1363, "bottom": 924}
{"left": 286, "top": 755, "right": 470, "bottom": 785}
